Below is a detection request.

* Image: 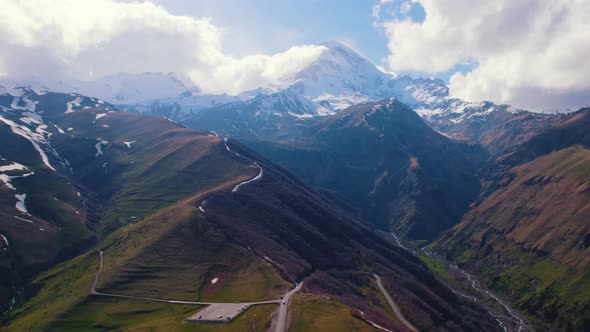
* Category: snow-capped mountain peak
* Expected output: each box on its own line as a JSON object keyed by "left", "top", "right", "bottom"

{"left": 249, "top": 89, "right": 333, "bottom": 118}
{"left": 286, "top": 40, "right": 392, "bottom": 101}
{"left": 71, "top": 72, "right": 200, "bottom": 104}
{"left": 0, "top": 72, "right": 199, "bottom": 105}
{"left": 1, "top": 40, "right": 522, "bottom": 131}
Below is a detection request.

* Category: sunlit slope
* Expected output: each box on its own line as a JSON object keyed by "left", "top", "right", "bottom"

{"left": 3, "top": 198, "right": 289, "bottom": 331}
{"left": 435, "top": 146, "right": 590, "bottom": 330}
{"left": 2, "top": 91, "right": 499, "bottom": 331}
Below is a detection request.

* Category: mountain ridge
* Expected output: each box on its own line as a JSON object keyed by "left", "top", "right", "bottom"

{"left": 0, "top": 89, "right": 500, "bottom": 331}
{"left": 1, "top": 40, "right": 552, "bottom": 138}
{"left": 241, "top": 98, "right": 488, "bottom": 240}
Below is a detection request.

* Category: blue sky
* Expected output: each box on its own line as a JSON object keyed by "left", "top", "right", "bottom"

{"left": 156, "top": 0, "right": 399, "bottom": 65}
{"left": 1, "top": 0, "right": 587, "bottom": 110}
{"left": 154, "top": 0, "right": 471, "bottom": 82}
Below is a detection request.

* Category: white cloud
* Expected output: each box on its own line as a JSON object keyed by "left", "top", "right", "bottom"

{"left": 372, "top": 0, "right": 395, "bottom": 20}
{"left": 382, "top": 0, "right": 590, "bottom": 111}
{"left": 189, "top": 45, "right": 326, "bottom": 94}
{"left": 400, "top": 1, "right": 412, "bottom": 14}
{"left": 0, "top": 0, "right": 326, "bottom": 94}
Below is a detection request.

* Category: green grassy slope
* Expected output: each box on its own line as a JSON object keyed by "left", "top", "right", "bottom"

{"left": 1, "top": 91, "right": 501, "bottom": 332}
{"left": 3, "top": 197, "right": 289, "bottom": 331}
{"left": 289, "top": 294, "right": 379, "bottom": 332}
{"left": 0, "top": 124, "right": 94, "bottom": 313}
{"left": 434, "top": 146, "right": 590, "bottom": 331}
{"left": 1, "top": 91, "right": 289, "bottom": 330}
{"left": 96, "top": 201, "right": 290, "bottom": 303}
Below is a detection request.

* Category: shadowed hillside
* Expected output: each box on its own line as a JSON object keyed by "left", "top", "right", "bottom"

{"left": 243, "top": 99, "right": 488, "bottom": 240}
{"left": 0, "top": 90, "right": 499, "bottom": 331}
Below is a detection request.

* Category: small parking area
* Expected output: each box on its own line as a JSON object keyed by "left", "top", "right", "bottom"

{"left": 185, "top": 303, "right": 252, "bottom": 322}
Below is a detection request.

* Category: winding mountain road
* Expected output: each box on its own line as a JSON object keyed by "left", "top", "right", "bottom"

{"left": 274, "top": 282, "right": 303, "bottom": 332}
{"left": 219, "top": 137, "right": 263, "bottom": 193}
{"left": 232, "top": 162, "right": 263, "bottom": 192}
{"left": 373, "top": 274, "right": 418, "bottom": 332}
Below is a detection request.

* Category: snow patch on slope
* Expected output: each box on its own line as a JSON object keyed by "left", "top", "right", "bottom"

{"left": 65, "top": 97, "right": 82, "bottom": 113}
{"left": 95, "top": 140, "right": 108, "bottom": 157}
{"left": 0, "top": 171, "right": 34, "bottom": 190}
{"left": 0, "top": 116, "right": 56, "bottom": 171}
{"left": 94, "top": 113, "right": 107, "bottom": 122}
{"left": 248, "top": 89, "right": 333, "bottom": 118}
{"left": 10, "top": 96, "right": 37, "bottom": 112}
{"left": 123, "top": 140, "right": 136, "bottom": 148}
{"left": 0, "top": 162, "right": 27, "bottom": 172}
{"left": 0, "top": 234, "right": 8, "bottom": 250}
{"left": 15, "top": 193, "right": 30, "bottom": 215}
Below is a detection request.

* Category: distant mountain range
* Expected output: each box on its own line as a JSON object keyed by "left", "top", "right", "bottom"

{"left": 0, "top": 89, "right": 498, "bottom": 331}
{"left": 1, "top": 40, "right": 549, "bottom": 147}
{"left": 0, "top": 72, "right": 198, "bottom": 104}
{"left": 241, "top": 98, "right": 487, "bottom": 240}
{"left": 1, "top": 40, "right": 589, "bottom": 331}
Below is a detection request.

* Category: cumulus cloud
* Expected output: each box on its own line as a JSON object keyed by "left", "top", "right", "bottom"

{"left": 382, "top": 0, "right": 590, "bottom": 111}
{"left": 189, "top": 45, "right": 326, "bottom": 94}
{"left": 372, "top": 0, "right": 395, "bottom": 20}
{"left": 0, "top": 0, "right": 326, "bottom": 94}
